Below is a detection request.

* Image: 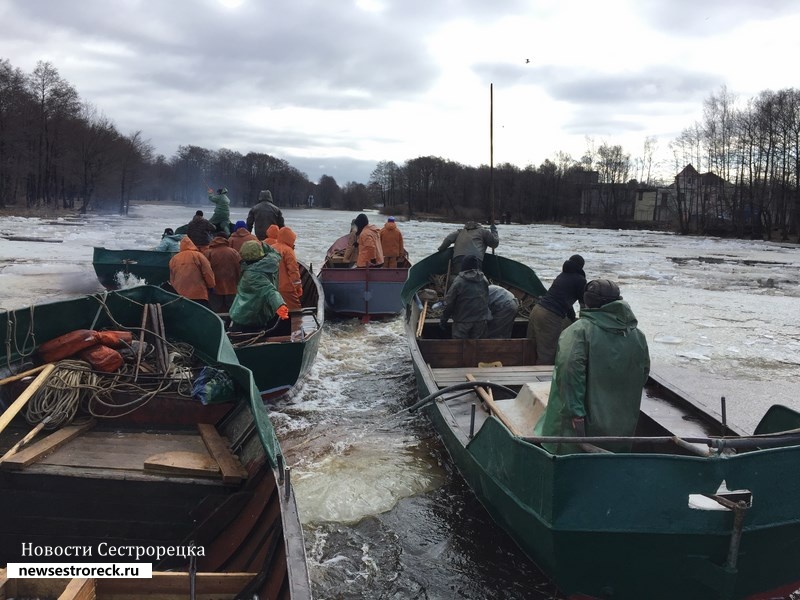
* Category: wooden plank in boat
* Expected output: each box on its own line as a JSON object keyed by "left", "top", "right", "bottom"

{"left": 432, "top": 366, "right": 553, "bottom": 387}
{"left": 34, "top": 431, "right": 209, "bottom": 472}
{"left": 60, "top": 576, "right": 94, "bottom": 600}
{"left": 144, "top": 451, "right": 220, "bottom": 478}
{"left": 197, "top": 423, "right": 248, "bottom": 484}
{"left": 95, "top": 571, "right": 257, "bottom": 598}
{"left": 0, "top": 569, "right": 257, "bottom": 600}
{"left": 0, "top": 421, "right": 95, "bottom": 471}
{"left": 639, "top": 394, "right": 719, "bottom": 439}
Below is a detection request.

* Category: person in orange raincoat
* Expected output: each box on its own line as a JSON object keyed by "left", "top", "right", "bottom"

{"left": 168, "top": 236, "right": 216, "bottom": 306}
{"left": 379, "top": 216, "right": 404, "bottom": 268}
{"left": 229, "top": 220, "right": 258, "bottom": 253}
{"left": 353, "top": 213, "right": 384, "bottom": 268}
{"left": 273, "top": 226, "right": 303, "bottom": 310}
{"left": 265, "top": 224, "right": 280, "bottom": 247}
{"left": 202, "top": 231, "right": 242, "bottom": 313}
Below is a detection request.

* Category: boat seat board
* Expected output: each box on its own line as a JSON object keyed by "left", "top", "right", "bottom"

{"left": 197, "top": 423, "right": 249, "bottom": 484}
{"left": 0, "top": 421, "right": 95, "bottom": 470}
{"left": 419, "top": 338, "right": 535, "bottom": 369}
{"left": 432, "top": 365, "right": 553, "bottom": 388}
{"left": 9, "top": 431, "right": 236, "bottom": 484}
{"left": 638, "top": 393, "right": 719, "bottom": 439}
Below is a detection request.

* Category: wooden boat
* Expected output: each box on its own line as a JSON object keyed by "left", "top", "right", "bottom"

{"left": 0, "top": 285, "right": 311, "bottom": 600}
{"left": 93, "top": 247, "right": 323, "bottom": 398}
{"left": 319, "top": 234, "right": 410, "bottom": 322}
{"left": 92, "top": 247, "right": 174, "bottom": 289}
{"left": 229, "top": 262, "right": 324, "bottom": 398}
{"left": 1, "top": 568, "right": 285, "bottom": 599}
{"left": 401, "top": 249, "right": 800, "bottom": 600}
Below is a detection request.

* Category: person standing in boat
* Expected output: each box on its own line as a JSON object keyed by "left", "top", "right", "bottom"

{"left": 207, "top": 187, "right": 232, "bottom": 235}
{"left": 247, "top": 190, "right": 285, "bottom": 240}
{"left": 353, "top": 213, "right": 384, "bottom": 268}
{"left": 486, "top": 285, "right": 519, "bottom": 338}
{"left": 534, "top": 279, "right": 650, "bottom": 455}
{"left": 186, "top": 210, "right": 216, "bottom": 250}
{"left": 168, "top": 236, "right": 216, "bottom": 307}
{"left": 439, "top": 255, "right": 490, "bottom": 339}
{"left": 229, "top": 220, "right": 258, "bottom": 253}
{"left": 229, "top": 240, "right": 289, "bottom": 333}
{"left": 438, "top": 220, "right": 499, "bottom": 273}
{"left": 527, "top": 254, "right": 586, "bottom": 365}
{"left": 273, "top": 226, "right": 304, "bottom": 310}
{"left": 202, "top": 231, "right": 241, "bottom": 313}
{"left": 380, "top": 216, "right": 405, "bottom": 268}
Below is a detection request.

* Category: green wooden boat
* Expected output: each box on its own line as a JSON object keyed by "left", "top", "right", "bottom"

{"left": 92, "top": 247, "right": 324, "bottom": 398}
{"left": 0, "top": 286, "right": 310, "bottom": 600}
{"left": 93, "top": 246, "right": 175, "bottom": 289}
{"left": 401, "top": 249, "right": 800, "bottom": 600}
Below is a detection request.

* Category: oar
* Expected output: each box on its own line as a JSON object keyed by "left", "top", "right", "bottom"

{"left": 0, "top": 363, "right": 56, "bottom": 436}
{"left": 0, "top": 364, "right": 48, "bottom": 387}
{"left": 416, "top": 289, "right": 438, "bottom": 338}
{"left": 466, "top": 374, "right": 521, "bottom": 436}
{"left": 0, "top": 416, "right": 51, "bottom": 463}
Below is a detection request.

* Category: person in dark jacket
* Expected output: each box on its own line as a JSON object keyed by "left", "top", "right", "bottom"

{"left": 527, "top": 254, "right": 587, "bottom": 365}
{"left": 202, "top": 231, "right": 241, "bottom": 313}
{"left": 439, "top": 255, "right": 490, "bottom": 339}
{"left": 185, "top": 210, "right": 216, "bottom": 249}
{"left": 246, "top": 190, "right": 284, "bottom": 240}
{"left": 534, "top": 279, "right": 650, "bottom": 455}
{"left": 486, "top": 285, "right": 519, "bottom": 338}
{"left": 438, "top": 221, "right": 499, "bottom": 273}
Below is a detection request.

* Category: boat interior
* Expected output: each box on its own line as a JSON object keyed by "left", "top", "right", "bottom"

{"left": 411, "top": 286, "right": 800, "bottom": 457}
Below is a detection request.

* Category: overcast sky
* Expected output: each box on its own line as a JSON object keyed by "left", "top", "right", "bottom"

{"left": 1, "top": 0, "right": 799, "bottom": 185}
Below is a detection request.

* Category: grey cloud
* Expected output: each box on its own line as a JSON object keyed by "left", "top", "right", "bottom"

{"left": 633, "top": 0, "right": 800, "bottom": 36}
{"left": 541, "top": 66, "right": 720, "bottom": 106}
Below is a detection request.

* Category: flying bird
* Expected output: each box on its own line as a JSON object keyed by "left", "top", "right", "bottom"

{"left": 525, "top": 58, "right": 531, "bottom": 63}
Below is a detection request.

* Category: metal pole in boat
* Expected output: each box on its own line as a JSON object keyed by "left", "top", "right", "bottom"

{"left": 720, "top": 396, "right": 728, "bottom": 437}
{"left": 277, "top": 454, "right": 284, "bottom": 483}
{"left": 469, "top": 403, "right": 476, "bottom": 439}
{"left": 284, "top": 466, "right": 292, "bottom": 500}
{"left": 489, "top": 83, "right": 496, "bottom": 245}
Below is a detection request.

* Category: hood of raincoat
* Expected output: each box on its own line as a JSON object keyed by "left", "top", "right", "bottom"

{"left": 179, "top": 236, "right": 200, "bottom": 252}
{"left": 383, "top": 221, "right": 397, "bottom": 232}
{"left": 458, "top": 269, "right": 485, "bottom": 283}
{"left": 208, "top": 235, "right": 231, "bottom": 249}
{"left": 580, "top": 299, "right": 639, "bottom": 333}
{"left": 277, "top": 226, "right": 296, "bottom": 247}
{"left": 266, "top": 224, "right": 280, "bottom": 240}
{"left": 464, "top": 221, "right": 481, "bottom": 230}
{"left": 241, "top": 245, "right": 280, "bottom": 278}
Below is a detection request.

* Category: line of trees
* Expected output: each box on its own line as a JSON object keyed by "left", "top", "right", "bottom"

{"left": 2, "top": 58, "right": 799, "bottom": 241}
{"left": 670, "top": 86, "right": 800, "bottom": 240}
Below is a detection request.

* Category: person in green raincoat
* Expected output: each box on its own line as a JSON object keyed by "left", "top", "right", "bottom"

{"left": 229, "top": 240, "right": 289, "bottom": 333}
{"left": 207, "top": 187, "right": 232, "bottom": 235}
{"left": 534, "top": 279, "right": 650, "bottom": 455}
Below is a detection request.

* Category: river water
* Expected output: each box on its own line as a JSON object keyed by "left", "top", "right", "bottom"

{"left": 1, "top": 204, "right": 799, "bottom": 599}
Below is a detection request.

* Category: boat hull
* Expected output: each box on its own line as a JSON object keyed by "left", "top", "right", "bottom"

{"left": 0, "top": 286, "right": 310, "bottom": 600}
{"left": 321, "top": 265, "right": 408, "bottom": 319}
{"left": 92, "top": 247, "right": 174, "bottom": 289}
{"left": 404, "top": 249, "right": 800, "bottom": 600}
